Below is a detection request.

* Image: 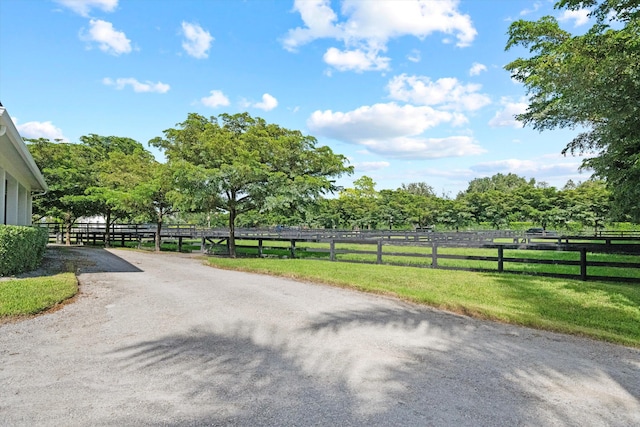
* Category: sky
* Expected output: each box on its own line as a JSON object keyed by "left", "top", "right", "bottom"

{"left": 0, "top": 0, "right": 596, "bottom": 196}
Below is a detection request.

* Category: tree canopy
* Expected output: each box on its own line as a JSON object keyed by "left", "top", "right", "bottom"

{"left": 150, "top": 112, "right": 353, "bottom": 256}
{"left": 26, "top": 123, "right": 626, "bottom": 250}
{"left": 505, "top": 0, "right": 640, "bottom": 220}
{"left": 28, "top": 139, "right": 98, "bottom": 244}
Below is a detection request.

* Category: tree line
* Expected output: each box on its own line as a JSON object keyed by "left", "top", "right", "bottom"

{"left": 307, "top": 174, "right": 613, "bottom": 233}
{"left": 28, "top": 112, "right": 620, "bottom": 258}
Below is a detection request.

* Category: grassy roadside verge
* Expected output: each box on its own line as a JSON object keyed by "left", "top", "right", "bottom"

{"left": 0, "top": 273, "right": 78, "bottom": 318}
{"left": 1, "top": 246, "right": 80, "bottom": 320}
{"left": 207, "top": 257, "right": 640, "bottom": 348}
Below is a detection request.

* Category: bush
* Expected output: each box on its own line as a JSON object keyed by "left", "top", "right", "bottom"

{"left": 0, "top": 225, "right": 49, "bottom": 276}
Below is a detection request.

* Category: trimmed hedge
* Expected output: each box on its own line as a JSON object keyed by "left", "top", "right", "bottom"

{"left": 0, "top": 225, "right": 49, "bottom": 276}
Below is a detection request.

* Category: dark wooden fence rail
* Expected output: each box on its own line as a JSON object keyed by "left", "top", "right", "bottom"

{"left": 38, "top": 223, "right": 544, "bottom": 245}
{"left": 38, "top": 223, "right": 640, "bottom": 283}
{"left": 308, "top": 239, "right": 640, "bottom": 283}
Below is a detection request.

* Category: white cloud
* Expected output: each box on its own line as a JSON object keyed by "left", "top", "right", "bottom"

{"left": 55, "top": 0, "right": 118, "bottom": 17}
{"left": 181, "top": 22, "right": 213, "bottom": 59}
{"left": 283, "top": 0, "right": 477, "bottom": 72}
{"left": 201, "top": 90, "right": 230, "bottom": 108}
{"left": 102, "top": 77, "right": 170, "bottom": 93}
{"left": 362, "top": 135, "right": 485, "bottom": 159}
{"left": 387, "top": 74, "right": 491, "bottom": 111}
{"left": 469, "top": 62, "right": 487, "bottom": 76}
{"left": 470, "top": 157, "right": 587, "bottom": 182}
{"left": 309, "top": 103, "right": 453, "bottom": 140}
{"left": 519, "top": 2, "right": 542, "bottom": 16}
{"left": 323, "top": 47, "right": 390, "bottom": 72}
{"left": 81, "top": 19, "right": 131, "bottom": 55}
{"left": 355, "top": 161, "right": 391, "bottom": 172}
{"left": 407, "top": 49, "right": 421, "bottom": 63}
{"left": 283, "top": 0, "right": 341, "bottom": 51}
{"left": 252, "top": 93, "right": 278, "bottom": 111}
{"left": 13, "top": 118, "right": 67, "bottom": 141}
{"left": 559, "top": 9, "right": 590, "bottom": 27}
{"left": 307, "top": 102, "right": 484, "bottom": 159}
{"left": 488, "top": 97, "right": 528, "bottom": 128}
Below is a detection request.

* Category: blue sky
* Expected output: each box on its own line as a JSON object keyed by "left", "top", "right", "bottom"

{"left": 0, "top": 0, "right": 595, "bottom": 196}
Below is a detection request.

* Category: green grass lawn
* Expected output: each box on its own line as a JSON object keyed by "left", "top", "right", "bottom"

{"left": 206, "top": 257, "right": 640, "bottom": 347}
{"left": 0, "top": 273, "right": 78, "bottom": 317}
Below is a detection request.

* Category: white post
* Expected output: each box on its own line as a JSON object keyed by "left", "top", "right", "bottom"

{"left": 5, "top": 175, "right": 18, "bottom": 225}
{"left": 0, "top": 167, "right": 5, "bottom": 225}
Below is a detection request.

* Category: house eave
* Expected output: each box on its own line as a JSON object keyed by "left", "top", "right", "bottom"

{"left": 0, "top": 106, "right": 48, "bottom": 192}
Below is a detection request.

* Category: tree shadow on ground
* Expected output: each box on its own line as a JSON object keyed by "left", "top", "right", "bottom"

{"left": 107, "top": 304, "right": 640, "bottom": 426}
{"left": 302, "top": 305, "right": 640, "bottom": 425}
{"left": 108, "top": 324, "right": 363, "bottom": 426}
{"left": 37, "top": 246, "right": 144, "bottom": 275}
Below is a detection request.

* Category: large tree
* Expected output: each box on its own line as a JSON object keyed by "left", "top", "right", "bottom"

{"left": 150, "top": 112, "right": 352, "bottom": 256}
{"left": 337, "top": 176, "right": 380, "bottom": 229}
{"left": 100, "top": 148, "right": 178, "bottom": 252}
{"left": 81, "top": 134, "right": 148, "bottom": 247}
{"left": 505, "top": 0, "right": 640, "bottom": 220}
{"left": 28, "top": 139, "right": 98, "bottom": 244}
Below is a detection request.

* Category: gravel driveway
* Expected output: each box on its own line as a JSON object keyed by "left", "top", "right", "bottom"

{"left": 1, "top": 247, "right": 639, "bottom": 426}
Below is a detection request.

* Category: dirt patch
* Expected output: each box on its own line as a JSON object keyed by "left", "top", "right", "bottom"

{"left": 0, "top": 245, "right": 87, "bottom": 282}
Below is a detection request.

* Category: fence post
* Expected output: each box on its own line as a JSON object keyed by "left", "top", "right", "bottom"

{"left": 498, "top": 245, "right": 504, "bottom": 273}
{"left": 377, "top": 240, "right": 383, "bottom": 264}
{"left": 330, "top": 240, "right": 336, "bottom": 261}
{"left": 580, "top": 247, "right": 587, "bottom": 281}
{"left": 258, "top": 239, "right": 263, "bottom": 257}
{"left": 290, "top": 240, "right": 296, "bottom": 258}
{"left": 431, "top": 242, "right": 438, "bottom": 268}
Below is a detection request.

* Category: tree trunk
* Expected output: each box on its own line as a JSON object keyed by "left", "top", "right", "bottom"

{"left": 65, "top": 221, "right": 72, "bottom": 246}
{"left": 155, "top": 219, "right": 162, "bottom": 252}
{"left": 104, "top": 210, "right": 111, "bottom": 248}
{"left": 64, "top": 213, "right": 72, "bottom": 246}
{"left": 228, "top": 209, "right": 236, "bottom": 258}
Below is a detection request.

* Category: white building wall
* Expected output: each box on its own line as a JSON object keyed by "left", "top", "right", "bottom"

{"left": 18, "top": 184, "right": 29, "bottom": 226}
{"left": 5, "top": 175, "right": 18, "bottom": 225}
{"left": 0, "top": 166, "right": 5, "bottom": 224}
{"left": 26, "top": 196, "right": 33, "bottom": 226}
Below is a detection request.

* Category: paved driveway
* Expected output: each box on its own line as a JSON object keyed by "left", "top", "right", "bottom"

{"left": 1, "top": 248, "right": 639, "bottom": 426}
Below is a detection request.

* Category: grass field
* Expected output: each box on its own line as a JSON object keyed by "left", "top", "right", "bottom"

{"left": 206, "top": 256, "right": 640, "bottom": 347}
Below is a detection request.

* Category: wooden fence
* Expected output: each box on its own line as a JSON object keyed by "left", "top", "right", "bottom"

{"left": 225, "top": 238, "right": 640, "bottom": 284}
{"left": 38, "top": 223, "right": 640, "bottom": 283}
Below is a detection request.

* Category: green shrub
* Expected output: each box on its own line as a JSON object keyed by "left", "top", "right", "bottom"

{"left": 606, "top": 222, "right": 640, "bottom": 232}
{"left": 0, "top": 225, "right": 49, "bottom": 276}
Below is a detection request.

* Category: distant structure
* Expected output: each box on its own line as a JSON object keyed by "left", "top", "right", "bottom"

{"left": 0, "top": 103, "right": 48, "bottom": 225}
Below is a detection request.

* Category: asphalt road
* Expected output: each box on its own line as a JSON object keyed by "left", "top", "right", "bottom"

{"left": 1, "top": 247, "right": 639, "bottom": 426}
